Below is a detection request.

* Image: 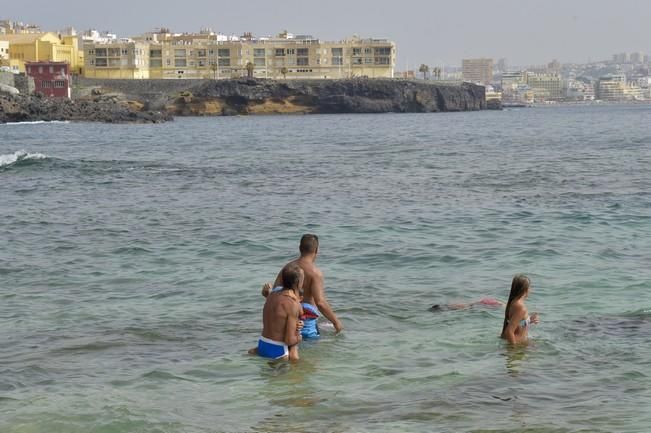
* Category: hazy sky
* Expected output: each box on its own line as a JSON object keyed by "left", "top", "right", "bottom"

{"left": 4, "top": 0, "right": 651, "bottom": 68}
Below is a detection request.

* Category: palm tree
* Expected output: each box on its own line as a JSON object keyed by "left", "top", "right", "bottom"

{"left": 246, "top": 62, "right": 255, "bottom": 79}
{"left": 210, "top": 63, "right": 218, "bottom": 80}
{"left": 419, "top": 64, "right": 429, "bottom": 80}
{"left": 280, "top": 67, "right": 288, "bottom": 80}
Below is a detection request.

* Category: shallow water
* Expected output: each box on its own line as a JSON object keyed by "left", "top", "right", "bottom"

{"left": 1, "top": 105, "right": 650, "bottom": 432}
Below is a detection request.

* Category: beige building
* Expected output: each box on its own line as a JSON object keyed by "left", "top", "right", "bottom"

{"left": 84, "top": 31, "right": 396, "bottom": 80}
{"left": 462, "top": 58, "right": 493, "bottom": 85}
{"left": 526, "top": 73, "right": 563, "bottom": 101}
{"left": 84, "top": 41, "right": 151, "bottom": 78}
{"left": 0, "top": 40, "right": 9, "bottom": 63}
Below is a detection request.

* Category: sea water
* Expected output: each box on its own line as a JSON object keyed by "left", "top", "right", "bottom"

{"left": 1, "top": 105, "right": 650, "bottom": 432}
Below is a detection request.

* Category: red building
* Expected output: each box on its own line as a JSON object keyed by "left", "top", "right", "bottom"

{"left": 25, "top": 61, "right": 71, "bottom": 98}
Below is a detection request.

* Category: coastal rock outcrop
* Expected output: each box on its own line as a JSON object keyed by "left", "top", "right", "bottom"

{"left": 0, "top": 93, "right": 171, "bottom": 124}
{"left": 75, "top": 78, "right": 486, "bottom": 116}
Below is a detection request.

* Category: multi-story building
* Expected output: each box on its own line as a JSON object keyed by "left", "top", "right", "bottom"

{"left": 0, "top": 20, "right": 41, "bottom": 35}
{"left": 526, "top": 73, "right": 563, "bottom": 101}
{"left": 84, "top": 40, "right": 150, "bottom": 78}
{"left": 462, "top": 58, "right": 493, "bottom": 85}
{"left": 0, "top": 40, "right": 9, "bottom": 63}
{"left": 25, "top": 61, "right": 71, "bottom": 98}
{"left": 596, "top": 74, "right": 627, "bottom": 100}
{"left": 629, "top": 52, "right": 645, "bottom": 64}
{"left": 0, "top": 32, "right": 82, "bottom": 73}
{"left": 83, "top": 31, "right": 396, "bottom": 80}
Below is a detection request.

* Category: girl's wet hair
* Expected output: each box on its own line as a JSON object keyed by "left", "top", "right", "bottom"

{"left": 501, "top": 274, "right": 531, "bottom": 335}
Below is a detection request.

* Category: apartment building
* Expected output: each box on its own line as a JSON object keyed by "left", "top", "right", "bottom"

{"left": 0, "top": 32, "right": 82, "bottom": 73}
{"left": 0, "top": 41, "right": 8, "bottom": 62}
{"left": 526, "top": 73, "right": 563, "bottom": 101}
{"left": 462, "top": 58, "right": 493, "bottom": 85}
{"left": 84, "top": 41, "right": 150, "bottom": 78}
{"left": 83, "top": 31, "right": 396, "bottom": 80}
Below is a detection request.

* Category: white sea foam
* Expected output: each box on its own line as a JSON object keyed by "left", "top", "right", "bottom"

{"left": 0, "top": 150, "right": 48, "bottom": 168}
{"left": 2, "top": 120, "right": 70, "bottom": 125}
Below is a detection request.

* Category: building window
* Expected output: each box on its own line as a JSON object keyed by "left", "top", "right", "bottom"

{"left": 297, "top": 48, "right": 308, "bottom": 56}
{"left": 275, "top": 48, "right": 285, "bottom": 57}
{"left": 286, "top": 48, "right": 295, "bottom": 55}
{"left": 254, "top": 48, "right": 265, "bottom": 57}
{"left": 332, "top": 57, "right": 343, "bottom": 65}
{"left": 122, "top": 49, "right": 128, "bottom": 55}
{"left": 175, "top": 49, "right": 186, "bottom": 57}
{"left": 175, "top": 59, "right": 187, "bottom": 67}
{"left": 375, "top": 47, "right": 392, "bottom": 56}
{"left": 297, "top": 57, "right": 308, "bottom": 66}
{"left": 150, "top": 49, "right": 162, "bottom": 58}
{"left": 218, "top": 49, "right": 230, "bottom": 57}
{"left": 331, "top": 48, "right": 343, "bottom": 56}
{"left": 41, "top": 80, "right": 52, "bottom": 88}
{"left": 352, "top": 48, "right": 362, "bottom": 56}
{"left": 374, "top": 57, "right": 390, "bottom": 65}
{"left": 150, "top": 59, "right": 162, "bottom": 67}
{"left": 254, "top": 58, "right": 265, "bottom": 66}
{"left": 38, "top": 66, "right": 43, "bottom": 73}
{"left": 364, "top": 48, "right": 372, "bottom": 54}
{"left": 218, "top": 58, "right": 230, "bottom": 66}
{"left": 54, "top": 80, "right": 65, "bottom": 88}
{"left": 197, "top": 49, "right": 207, "bottom": 57}
{"left": 108, "top": 48, "right": 120, "bottom": 57}
{"left": 364, "top": 58, "right": 373, "bottom": 64}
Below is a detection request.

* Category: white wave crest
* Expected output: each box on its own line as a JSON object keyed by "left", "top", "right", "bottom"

{"left": 0, "top": 150, "right": 48, "bottom": 168}
{"left": 2, "top": 120, "right": 70, "bottom": 125}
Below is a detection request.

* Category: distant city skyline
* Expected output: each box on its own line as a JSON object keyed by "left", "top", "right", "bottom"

{"left": 3, "top": 0, "right": 651, "bottom": 68}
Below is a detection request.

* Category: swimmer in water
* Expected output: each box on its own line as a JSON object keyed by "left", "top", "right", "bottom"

{"left": 429, "top": 297, "right": 505, "bottom": 311}
{"left": 501, "top": 274, "right": 540, "bottom": 344}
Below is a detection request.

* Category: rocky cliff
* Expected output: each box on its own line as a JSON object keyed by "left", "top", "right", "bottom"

{"left": 0, "top": 92, "right": 171, "bottom": 124}
{"left": 75, "top": 78, "right": 487, "bottom": 116}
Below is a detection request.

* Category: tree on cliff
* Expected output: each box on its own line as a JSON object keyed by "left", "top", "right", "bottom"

{"left": 419, "top": 64, "right": 429, "bottom": 80}
{"left": 280, "top": 67, "right": 288, "bottom": 80}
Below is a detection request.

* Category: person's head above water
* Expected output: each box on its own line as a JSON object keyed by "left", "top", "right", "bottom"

{"left": 501, "top": 274, "right": 531, "bottom": 335}
{"left": 299, "top": 234, "right": 319, "bottom": 258}
{"left": 507, "top": 274, "right": 531, "bottom": 303}
{"left": 282, "top": 264, "right": 304, "bottom": 292}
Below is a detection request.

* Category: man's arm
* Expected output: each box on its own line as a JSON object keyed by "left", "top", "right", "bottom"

{"left": 311, "top": 269, "right": 343, "bottom": 333}
{"left": 283, "top": 301, "right": 302, "bottom": 347}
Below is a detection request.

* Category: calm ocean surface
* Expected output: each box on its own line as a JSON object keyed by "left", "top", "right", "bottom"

{"left": 1, "top": 105, "right": 650, "bottom": 433}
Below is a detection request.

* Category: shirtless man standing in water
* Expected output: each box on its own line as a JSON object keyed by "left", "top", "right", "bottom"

{"left": 253, "top": 265, "right": 304, "bottom": 360}
{"left": 263, "top": 234, "right": 343, "bottom": 335}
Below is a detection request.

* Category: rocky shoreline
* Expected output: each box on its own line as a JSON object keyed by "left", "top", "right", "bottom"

{"left": 0, "top": 92, "right": 171, "bottom": 124}
{"left": 2, "top": 78, "right": 489, "bottom": 124}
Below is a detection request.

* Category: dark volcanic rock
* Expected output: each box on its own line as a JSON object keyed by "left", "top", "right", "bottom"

{"left": 0, "top": 93, "right": 171, "bottom": 124}
{"left": 74, "top": 78, "right": 486, "bottom": 116}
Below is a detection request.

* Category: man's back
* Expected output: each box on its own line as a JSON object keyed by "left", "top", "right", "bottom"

{"left": 262, "top": 291, "right": 295, "bottom": 343}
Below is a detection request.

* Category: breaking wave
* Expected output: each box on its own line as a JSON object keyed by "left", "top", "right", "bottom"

{"left": 0, "top": 150, "right": 49, "bottom": 169}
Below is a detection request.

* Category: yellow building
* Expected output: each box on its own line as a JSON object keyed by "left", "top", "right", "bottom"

{"left": 84, "top": 32, "right": 396, "bottom": 80}
{"left": 0, "top": 32, "right": 83, "bottom": 73}
{"left": 84, "top": 41, "right": 150, "bottom": 78}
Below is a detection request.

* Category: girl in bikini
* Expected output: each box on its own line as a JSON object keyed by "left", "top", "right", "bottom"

{"left": 501, "top": 274, "right": 540, "bottom": 344}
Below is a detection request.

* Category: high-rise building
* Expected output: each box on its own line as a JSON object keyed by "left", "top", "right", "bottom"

{"left": 462, "top": 58, "right": 493, "bottom": 85}
{"left": 630, "top": 52, "right": 644, "bottom": 64}
{"left": 526, "top": 73, "right": 563, "bottom": 101}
